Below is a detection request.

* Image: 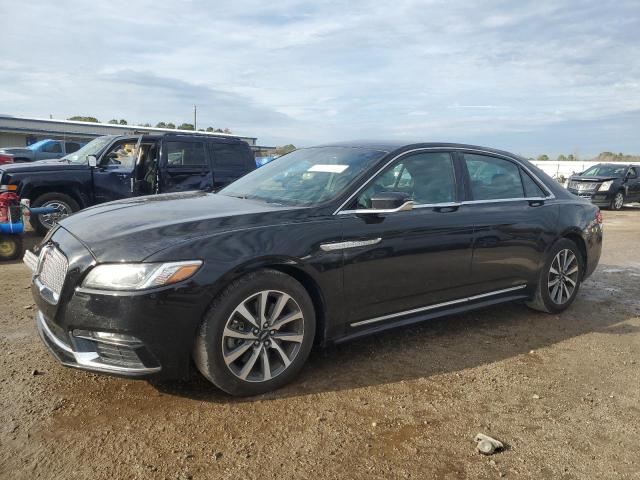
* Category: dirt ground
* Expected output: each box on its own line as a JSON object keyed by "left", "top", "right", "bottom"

{"left": 1, "top": 208, "right": 639, "bottom": 480}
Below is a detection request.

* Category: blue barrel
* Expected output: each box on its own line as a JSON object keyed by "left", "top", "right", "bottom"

{"left": 0, "top": 222, "right": 24, "bottom": 234}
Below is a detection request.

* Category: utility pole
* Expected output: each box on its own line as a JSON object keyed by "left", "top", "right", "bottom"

{"left": 193, "top": 105, "right": 197, "bottom": 130}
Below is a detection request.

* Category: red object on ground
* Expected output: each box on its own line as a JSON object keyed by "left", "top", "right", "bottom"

{"left": 0, "top": 192, "right": 21, "bottom": 223}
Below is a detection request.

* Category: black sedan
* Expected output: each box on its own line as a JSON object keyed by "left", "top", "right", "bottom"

{"left": 25, "top": 142, "right": 603, "bottom": 396}
{"left": 566, "top": 163, "right": 640, "bottom": 210}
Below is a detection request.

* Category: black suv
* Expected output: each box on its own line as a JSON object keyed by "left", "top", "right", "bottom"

{"left": 566, "top": 163, "right": 640, "bottom": 210}
{"left": 0, "top": 133, "right": 256, "bottom": 233}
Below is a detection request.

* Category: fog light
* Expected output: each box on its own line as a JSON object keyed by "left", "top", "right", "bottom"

{"left": 72, "top": 329, "right": 142, "bottom": 346}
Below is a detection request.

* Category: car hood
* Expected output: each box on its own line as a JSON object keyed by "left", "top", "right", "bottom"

{"left": 59, "top": 191, "right": 301, "bottom": 262}
{"left": 569, "top": 176, "right": 619, "bottom": 182}
{"left": 0, "top": 159, "right": 86, "bottom": 173}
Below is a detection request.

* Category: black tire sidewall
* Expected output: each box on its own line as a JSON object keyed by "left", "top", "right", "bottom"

{"left": 30, "top": 193, "right": 79, "bottom": 235}
{"left": 195, "top": 270, "right": 316, "bottom": 396}
{"left": 538, "top": 239, "right": 583, "bottom": 313}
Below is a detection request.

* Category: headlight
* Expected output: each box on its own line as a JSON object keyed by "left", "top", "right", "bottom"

{"left": 82, "top": 260, "right": 202, "bottom": 291}
{"left": 598, "top": 180, "right": 614, "bottom": 191}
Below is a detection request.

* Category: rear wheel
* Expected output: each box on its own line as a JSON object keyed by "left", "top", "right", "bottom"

{"left": 194, "top": 269, "right": 315, "bottom": 396}
{"left": 610, "top": 191, "right": 624, "bottom": 211}
{"left": 0, "top": 235, "right": 22, "bottom": 261}
{"left": 526, "top": 238, "right": 583, "bottom": 313}
{"left": 29, "top": 192, "right": 80, "bottom": 235}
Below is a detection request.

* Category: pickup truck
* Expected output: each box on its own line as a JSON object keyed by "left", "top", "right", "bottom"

{"left": 0, "top": 133, "right": 256, "bottom": 234}
{"left": 0, "top": 139, "right": 85, "bottom": 163}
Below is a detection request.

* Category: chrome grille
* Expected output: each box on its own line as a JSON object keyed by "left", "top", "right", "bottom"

{"left": 38, "top": 246, "right": 68, "bottom": 297}
{"left": 568, "top": 181, "right": 598, "bottom": 192}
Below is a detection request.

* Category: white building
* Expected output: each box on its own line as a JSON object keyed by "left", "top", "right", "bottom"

{"left": 0, "top": 114, "right": 262, "bottom": 149}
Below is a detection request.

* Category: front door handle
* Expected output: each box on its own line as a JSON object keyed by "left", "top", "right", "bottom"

{"left": 433, "top": 202, "right": 461, "bottom": 213}
{"left": 528, "top": 199, "right": 545, "bottom": 207}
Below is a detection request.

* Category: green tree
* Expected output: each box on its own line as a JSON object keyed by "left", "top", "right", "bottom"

{"left": 156, "top": 122, "right": 167, "bottom": 128}
{"left": 206, "top": 127, "right": 214, "bottom": 132}
{"left": 275, "top": 144, "right": 296, "bottom": 156}
{"left": 166, "top": 122, "right": 176, "bottom": 129}
{"left": 108, "top": 119, "right": 119, "bottom": 124}
{"left": 536, "top": 154, "right": 549, "bottom": 161}
{"left": 68, "top": 116, "right": 99, "bottom": 123}
{"left": 177, "top": 123, "right": 195, "bottom": 130}
{"left": 557, "top": 154, "right": 568, "bottom": 162}
{"left": 118, "top": 119, "right": 127, "bottom": 125}
{"left": 141, "top": 123, "right": 151, "bottom": 127}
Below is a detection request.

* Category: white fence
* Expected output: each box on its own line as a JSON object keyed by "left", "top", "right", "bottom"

{"left": 532, "top": 161, "right": 631, "bottom": 179}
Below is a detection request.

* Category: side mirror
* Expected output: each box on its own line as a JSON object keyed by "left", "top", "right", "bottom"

{"left": 371, "top": 192, "right": 411, "bottom": 210}
{"left": 87, "top": 155, "right": 97, "bottom": 167}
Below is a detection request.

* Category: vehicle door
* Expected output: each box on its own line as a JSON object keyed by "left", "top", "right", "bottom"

{"left": 460, "top": 152, "right": 557, "bottom": 294}
{"left": 91, "top": 138, "right": 140, "bottom": 203}
{"left": 158, "top": 138, "right": 213, "bottom": 193}
{"left": 339, "top": 150, "right": 475, "bottom": 327}
{"left": 209, "top": 142, "right": 253, "bottom": 190}
{"left": 624, "top": 166, "right": 640, "bottom": 201}
{"left": 38, "top": 140, "right": 63, "bottom": 160}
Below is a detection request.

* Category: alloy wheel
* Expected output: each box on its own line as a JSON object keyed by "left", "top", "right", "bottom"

{"left": 614, "top": 192, "right": 624, "bottom": 210}
{"left": 548, "top": 249, "right": 579, "bottom": 305}
{"left": 39, "top": 201, "right": 71, "bottom": 229}
{"left": 221, "top": 290, "right": 305, "bottom": 383}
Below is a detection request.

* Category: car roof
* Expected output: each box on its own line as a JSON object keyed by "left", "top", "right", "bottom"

{"left": 108, "top": 133, "right": 247, "bottom": 143}
{"left": 311, "top": 140, "right": 523, "bottom": 158}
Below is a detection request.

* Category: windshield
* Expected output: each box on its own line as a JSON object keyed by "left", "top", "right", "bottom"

{"left": 220, "top": 147, "right": 387, "bottom": 206}
{"left": 581, "top": 165, "right": 626, "bottom": 177}
{"left": 26, "top": 139, "right": 51, "bottom": 151}
{"left": 62, "top": 136, "right": 113, "bottom": 164}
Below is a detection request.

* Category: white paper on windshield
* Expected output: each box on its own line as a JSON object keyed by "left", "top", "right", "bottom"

{"left": 308, "top": 164, "right": 349, "bottom": 173}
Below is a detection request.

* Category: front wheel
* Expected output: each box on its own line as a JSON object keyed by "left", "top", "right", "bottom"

{"left": 194, "top": 269, "right": 316, "bottom": 396}
{"left": 526, "top": 238, "right": 583, "bottom": 313}
{"left": 29, "top": 192, "right": 80, "bottom": 235}
{"left": 609, "top": 191, "right": 625, "bottom": 211}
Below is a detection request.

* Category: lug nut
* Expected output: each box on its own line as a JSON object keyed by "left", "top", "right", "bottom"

{"left": 253, "top": 328, "right": 259, "bottom": 335}
{"left": 270, "top": 330, "right": 275, "bottom": 335}
{"left": 253, "top": 340, "right": 260, "bottom": 346}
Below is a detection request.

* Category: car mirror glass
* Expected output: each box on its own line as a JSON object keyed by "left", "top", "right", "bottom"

{"left": 87, "top": 155, "right": 97, "bottom": 167}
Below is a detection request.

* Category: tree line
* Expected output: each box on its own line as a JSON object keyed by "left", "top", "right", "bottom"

{"left": 66, "top": 116, "right": 231, "bottom": 133}
{"left": 536, "top": 152, "right": 640, "bottom": 162}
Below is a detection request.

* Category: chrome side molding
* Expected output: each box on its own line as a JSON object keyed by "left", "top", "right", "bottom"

{"left": 350, "top": 284, "right": 527, "bottom": 327}
{"left": 320, "top": 238, "right": 382, "bottom": 252}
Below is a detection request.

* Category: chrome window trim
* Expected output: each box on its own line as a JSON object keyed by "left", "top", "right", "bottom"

{"left": 350, "top": 284, "right": 527, "bottom": 327}
{"left": 333, "top": 147, "right": 555, "bottom": 215}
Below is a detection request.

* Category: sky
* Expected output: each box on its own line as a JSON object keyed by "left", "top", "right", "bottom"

{"left": 0, "top": 0, "right": 639, "bottom": 157}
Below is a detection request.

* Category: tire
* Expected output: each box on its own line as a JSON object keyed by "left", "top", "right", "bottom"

{"left": 0, "top": 235, "right": 23, "bottom": 261}
{"left": 194, "top": 269, "right": 316, "bottom": 396}
{"left": 609, "top": 190, "right": 625, "bottom": 211}
{"left": 29, "top": 192, "right": 80, "bottom": 235}
{"left": 526, "top": 238, "right": 583, "bottom": 314}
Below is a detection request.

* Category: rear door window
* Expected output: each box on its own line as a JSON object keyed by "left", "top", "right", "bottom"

{"left": 166, "top": 141, "right": 207, "bottom": 168}
{"left": 464, "top": 154, "right": 524, "bottom": 200}
{"left": 521, "top": 170, "right": 546, "bottom": 198}
{"left": 42, "top": 141, "right": 62, "bottom": 153}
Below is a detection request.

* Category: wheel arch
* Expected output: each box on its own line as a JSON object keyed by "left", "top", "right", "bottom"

{"left": 204, "top": 256, "right": 329, "bottom": 346}
{"left": 559, "top": 229, "right": 588, "bottom": 279}
{"left": 28, "top": 185, "right": 86, "bottom": 208}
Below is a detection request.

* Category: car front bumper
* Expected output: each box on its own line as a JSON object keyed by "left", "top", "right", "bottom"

{"left": 567, "top": 189, "right": 614, "bottom": 207}
{"left": 25, "top": 227, "right": 212, "bottom": 381}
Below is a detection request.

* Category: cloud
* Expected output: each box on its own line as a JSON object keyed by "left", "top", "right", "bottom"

{"left": 0, "top": 0, "right": 639, "bottom": 154}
